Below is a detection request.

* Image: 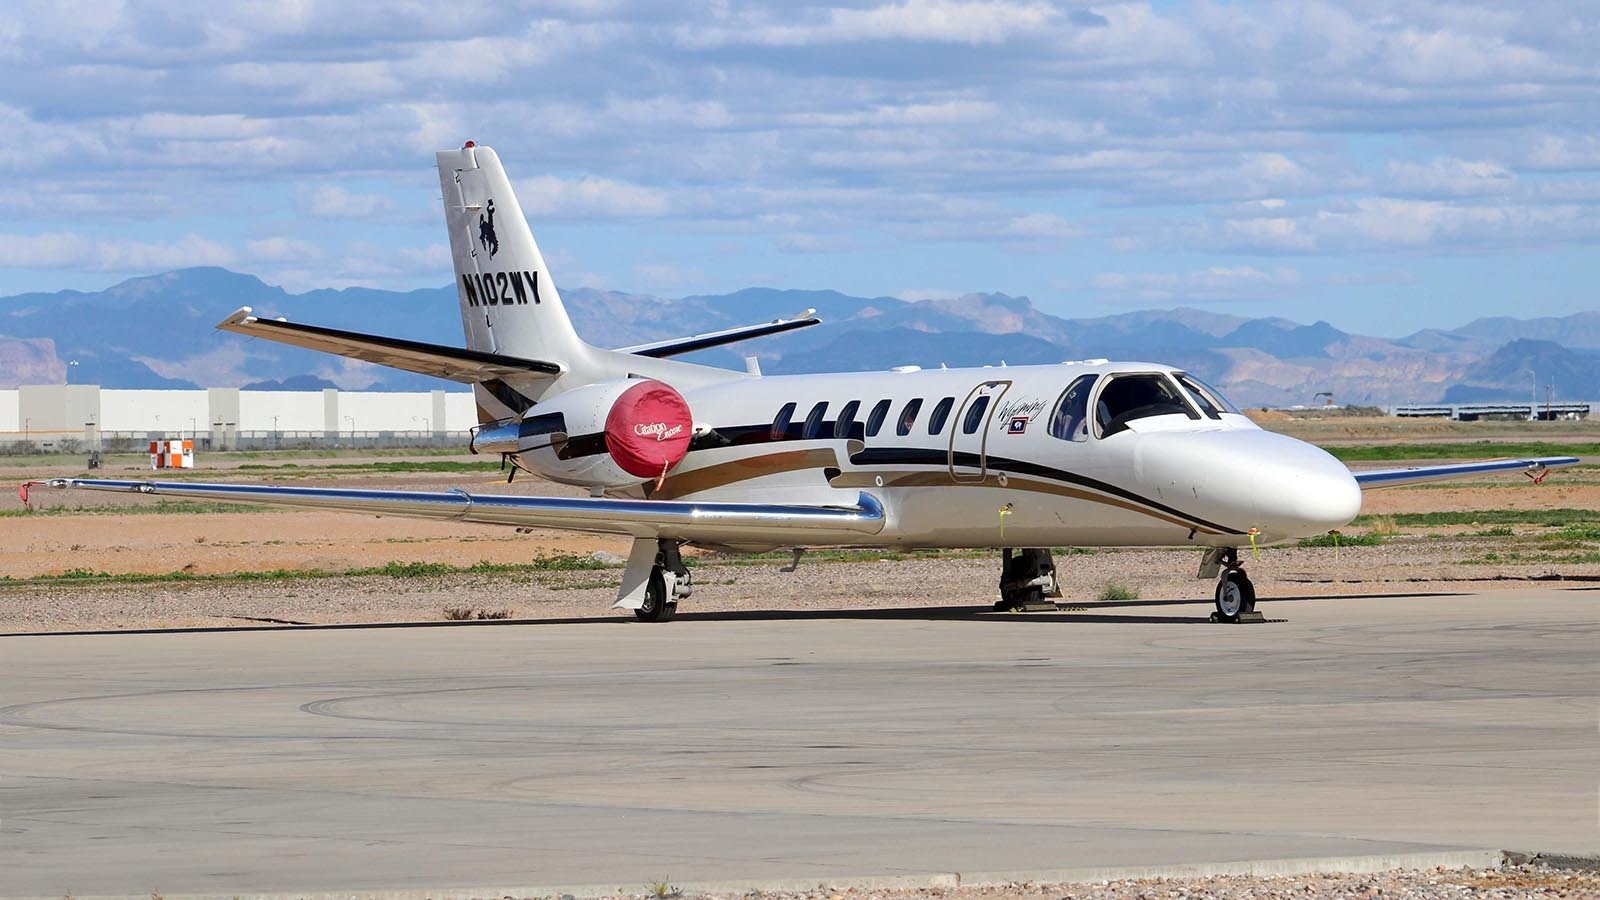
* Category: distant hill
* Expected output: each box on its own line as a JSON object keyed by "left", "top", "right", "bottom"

{"left": 1, "top": 267, "right": 1596, "bottom": 406}
{"left": 1442, "top": 339, "right": 1600, "bottom": 403}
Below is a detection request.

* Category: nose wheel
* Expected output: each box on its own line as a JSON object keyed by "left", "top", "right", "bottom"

{"left": 1214, "top": 569, "right": 1256, "bottom": 622}
{"left": 1204, "top": 547, "right": 1256, "bottom": 622}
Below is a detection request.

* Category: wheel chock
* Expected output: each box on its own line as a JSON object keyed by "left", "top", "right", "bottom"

{"left": 1208, "top": 611, "right": 1271, "bottom": 623}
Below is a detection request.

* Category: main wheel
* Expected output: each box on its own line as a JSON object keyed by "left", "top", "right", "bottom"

{"left": 1214, "top": 570, "right": 1256, "bottom": 622}
{"left": 994, "top": 586, "right": 1043, "bottom": 611}
{"left": 634, "top": 568, "right": 676, "bottom": 622}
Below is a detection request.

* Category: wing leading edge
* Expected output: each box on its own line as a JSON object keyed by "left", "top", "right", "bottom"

{"left": 614, "top": 309, "right": 821, "bottom": 359}
{"left": 1351, "top": 456, "right": 1579, "bottom": 488}
{"left": 43, "top": 479, "right": 885, "bottom": 545}
{"left": 217, "top": 307, "right": 562, "bottom": 383}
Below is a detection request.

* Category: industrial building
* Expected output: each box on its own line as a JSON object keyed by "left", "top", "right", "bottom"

{"left": 1, "top": 385, "right": 476, "bottom": 451}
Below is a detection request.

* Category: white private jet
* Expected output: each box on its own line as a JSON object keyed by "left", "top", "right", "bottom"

{"left": 44, "top": 143, "right": 1578, "bottom": 622}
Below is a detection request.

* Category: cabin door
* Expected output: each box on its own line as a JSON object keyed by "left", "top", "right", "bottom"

{"left": 948, "top": 380, "right": 1010, "bottom": 483}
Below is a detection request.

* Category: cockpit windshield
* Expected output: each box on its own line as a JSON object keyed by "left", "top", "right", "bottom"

{"left": 1173, "top": 372, "right": 1240, "bottom": 416}
{"left": 1095, "top": 373, "right": 1199, "bottom": 437}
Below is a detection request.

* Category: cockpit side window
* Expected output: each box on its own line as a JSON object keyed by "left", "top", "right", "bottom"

{"left": 1095, "top": 373, "right": 1199, "bottom": 438}
{"left": 1175, "top": 372, "right": 1240, "bottom": 416}
{"left": 1047, "top": 374, "right": 1098, "bottom": 442}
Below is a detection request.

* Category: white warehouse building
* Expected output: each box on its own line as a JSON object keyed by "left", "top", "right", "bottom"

{"left": 1, "top": 385, "right": 477, "bottom": 451}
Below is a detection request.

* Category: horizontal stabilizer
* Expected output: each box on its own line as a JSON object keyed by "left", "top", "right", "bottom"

{"left": 615, "top": 309, "right": 820, "bottom": 359}
{"left": 217, "top": 307, "right": 562, "bottom": 384}
{"left": 1352, "top": 456, "right": 1580, "bottom": 488}
{"left": 43, "top": 479, "right": 886, "bottom": 545}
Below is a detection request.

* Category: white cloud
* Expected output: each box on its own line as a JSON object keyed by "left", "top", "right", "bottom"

{"left": 1385, "top": 157, "right": 1515, "bottom": 198}
{"left": 682, "top": 0, "right": 1057, "bottom": 48}
{"left": 296, "top": 184, "right": 397, "bottom": 220}
{"left": 633, "top": 262, "right": 701, "bottom": 290}
{"left": 1089, "top": 266, "right": 1301, "bottom": 304}
{"left": 1524, "top": 136, "right": 1600, "bottom": 172}
{"left": 0, "top": 0, "right": 1596, "bottom": 323}
{"left": 244, "top": 237, "right": 321, "bottom": 263}
{"left": 516, "top": 175, "right": 670, "bottom": 219}
{"left": 0, "top": 231, "right": 235, "bottom": 272}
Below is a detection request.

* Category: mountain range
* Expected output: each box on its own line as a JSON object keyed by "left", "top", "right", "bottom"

{"left": 1, "top": 267, "right": 1596, "bottom": 408}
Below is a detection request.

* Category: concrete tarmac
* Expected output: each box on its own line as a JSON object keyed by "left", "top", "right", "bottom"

{"left": 2, "top": 588, "right": 1596, "bottom": 898}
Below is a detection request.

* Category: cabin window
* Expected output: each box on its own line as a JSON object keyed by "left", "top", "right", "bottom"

{"left": 961, "top": 396, "right": 991, "bottom": 434}
{"left": 927, "top": 396, "right": 956, "bottom": 435}
{"left": 802, "top": 401, "right": 829, "bottom": 439}
{"left": 835, "top": 400, "right": 862, "bottom": 439}
{"left": 1175, "top": 372, "right": 1239, "bottom": 416}
{"left": 896, "top": 398, "right": 924, "bottom": 436}
{"left": 865, "top": 399, "right": 892, "bottom": 437}
{"left": 1048, "top": 375, "right": 1097, "bottom": 442}
{"left": 1095, "top": 373, "right": 1198, "bottom": 438}
{"left": 771, "top": 402, "right": 797, "bottom": 440}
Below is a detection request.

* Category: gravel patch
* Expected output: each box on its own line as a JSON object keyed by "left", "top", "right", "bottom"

{"left": 470, "top": 865, "right": 1600, "bottom": 900}
{"left": 3, "top": 542, "right": 1597, "bottom": 633}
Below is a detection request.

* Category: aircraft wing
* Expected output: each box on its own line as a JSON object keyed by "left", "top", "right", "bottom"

{"left": 41, "top": 478, "right": 885, "bottom": 545}
{"left": 217, "top": 307, "right": 562, "bottom": 383}
{"left": 1351, "top": 456, "right": 1580, "bottom": 488}
{"left": 615, "top": 309, "right": 820, "bottom": 358}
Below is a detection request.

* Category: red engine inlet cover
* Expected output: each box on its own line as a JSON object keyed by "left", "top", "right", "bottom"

{"left": 604, "top": 380, "right": 693, "bottom": 479}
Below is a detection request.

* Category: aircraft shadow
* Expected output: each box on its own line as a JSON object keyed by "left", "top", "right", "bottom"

{"left": 2, "top": 590, "right": 1470, "bottom": 638}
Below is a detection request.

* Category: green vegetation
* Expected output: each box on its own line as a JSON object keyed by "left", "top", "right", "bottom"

{"left": 1097, "top": 582, "right": 1139, "bottom": 602}
{"left": 1467, "top": 549, "right": 1600, "bottom": 565}
{"left": 235, "top": 460, "right": 493, "bottom": 474}
{"left": 1296, "top": 532, "right": 1386, "bottom": 548}
{"left": 2, "top": 554, "right": 617, "bottom": 588}
{"left": 1324, "top": 442, "right": 1600, "bottom": 461}
{"left": 1352, "top": 508, "right": 1600, "bottom": 528}
{"left": 0, "top": 500, "right": 275, "bottom": 517}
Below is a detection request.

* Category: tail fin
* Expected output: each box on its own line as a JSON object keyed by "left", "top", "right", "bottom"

{"left": 437, "top": 144, "right": 588, "bottom": 364}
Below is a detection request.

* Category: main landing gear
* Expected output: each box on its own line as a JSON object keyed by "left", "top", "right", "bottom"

{"left": 996, "top": 548, "right": 1062, "bottom": 611}
{"left": 1200, "top": 547, "right": 1256, "bottom": 623}
{"left": 636, "top": 540, "right": 693, "bottom": 622}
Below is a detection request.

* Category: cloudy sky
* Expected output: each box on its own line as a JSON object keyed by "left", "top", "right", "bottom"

{"left": 1, "top": 0, "right": 1597, "bottom": 335}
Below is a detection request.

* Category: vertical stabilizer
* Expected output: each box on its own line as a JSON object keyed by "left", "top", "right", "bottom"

{"left": 437, "top": 145, "right": 589, "bottom": 365}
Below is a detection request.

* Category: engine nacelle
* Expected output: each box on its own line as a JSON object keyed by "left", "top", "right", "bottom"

{"left": 473, "top": 379, "right": 694, "bottom": 488}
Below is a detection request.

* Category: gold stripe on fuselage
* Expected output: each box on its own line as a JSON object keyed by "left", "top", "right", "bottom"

{"left": 655, "top": 442, "right": 1225, "bottom": 535}
{"left": 826, "top": 469, "right": 1224, "bottom": 535}
{"left": 652, "top": 448, "right": 841, "bottom": 500}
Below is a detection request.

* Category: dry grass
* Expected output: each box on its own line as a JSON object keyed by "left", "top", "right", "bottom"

{"left": 442, "top": 606, "right": 513, "bottom": 621}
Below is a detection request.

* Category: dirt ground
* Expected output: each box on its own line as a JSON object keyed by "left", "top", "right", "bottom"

{"left": 3, "top": 423, "right": 1597, "bottom": 632}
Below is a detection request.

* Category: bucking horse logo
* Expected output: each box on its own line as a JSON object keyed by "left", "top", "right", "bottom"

{"left": 478, "top": 199, "right": 499, "bottom": 258}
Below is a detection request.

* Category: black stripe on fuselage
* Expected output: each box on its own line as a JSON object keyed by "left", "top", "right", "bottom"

{"left": 556, "top": 420, "right": 1238, "bottom": 535}
{"left": 850, "top": 446, "right": 1236, "bottom": 535}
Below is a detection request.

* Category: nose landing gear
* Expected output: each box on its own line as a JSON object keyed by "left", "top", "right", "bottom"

{"left": 1201, "top": 547, "right": 1257, "bottom": 623}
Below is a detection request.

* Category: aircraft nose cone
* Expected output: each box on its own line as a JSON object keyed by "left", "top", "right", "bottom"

{"left": 1136, "top": 430, "right": 1361, "bottom": 542}
{"left": 1262, "top": 441, "right": 1363, "bottom": 537}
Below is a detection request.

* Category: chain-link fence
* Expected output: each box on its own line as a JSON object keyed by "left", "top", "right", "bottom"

{"left": 2, "top": 430, "right": 470, "bottom": 454}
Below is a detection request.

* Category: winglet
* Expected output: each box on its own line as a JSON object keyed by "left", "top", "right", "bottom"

{"left": 219, "top": 306, "right": 256, "bottom": 328}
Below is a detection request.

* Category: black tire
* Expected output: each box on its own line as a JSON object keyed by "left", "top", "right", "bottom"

{"left": 634, "top": 568, "right": 676, "bottom": 622}
{"left": 994, "top": 586, "right": 1043, "bottom": 611}
{"left": 1213, "top": 570, "right": 1256, "bottom": 622}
